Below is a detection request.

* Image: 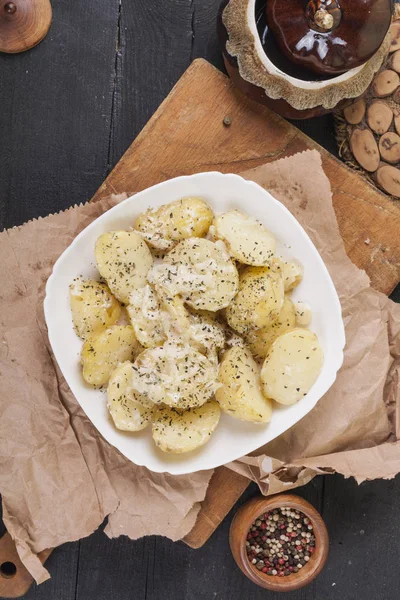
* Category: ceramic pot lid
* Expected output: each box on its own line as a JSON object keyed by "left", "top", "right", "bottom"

{"left": 266, "top": 0, "right": 393, "bottom": 75}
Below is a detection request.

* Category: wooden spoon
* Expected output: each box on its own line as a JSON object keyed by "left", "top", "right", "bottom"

{"left": 0, "top": 0, "right": 52, "bottom": 53}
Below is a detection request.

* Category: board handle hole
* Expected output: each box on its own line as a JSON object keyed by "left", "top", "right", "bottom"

{"left": 0, "top": 561, "right": 17, "bottom": 579}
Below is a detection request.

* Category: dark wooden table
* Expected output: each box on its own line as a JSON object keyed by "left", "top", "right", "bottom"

{"left": 1, "top": 1, "right": 399, "bottom": 599}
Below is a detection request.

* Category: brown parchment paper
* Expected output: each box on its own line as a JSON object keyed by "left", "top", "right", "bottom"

{"left": 0, "top": 150, "right": 399, "bottom": 584}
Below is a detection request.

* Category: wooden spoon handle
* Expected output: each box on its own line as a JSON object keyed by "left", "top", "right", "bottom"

{"left": 0, "top": 0, "right": 52, "bottom": 54}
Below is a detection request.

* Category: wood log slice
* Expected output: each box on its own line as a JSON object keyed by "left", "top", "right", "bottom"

{"left": 335, "top": 15, "right": 400, "bottom": 199}
{"left": 367, "top": 101, "right": 393, "bottom": 134}
{"left": 376, "top": 164, "right": 400, "bottom": 196}
{"left": 343, "top": 98, "right": 366, "bottom": 125}
{"left": 379, "top": 131, "right": 400, "bottom": 163}
{"left": 349, "top": 129, "right": 380, "bottom": 172}
{"left": 393, "top": 87, "right": 400, "bottom": 103}
{"left": 394, "top": 114, "right": 400, "bottom": 135}
{"left": 390, "top": 21, "right": 400, "bottom": 53}
{"left": 373, "top": 70, "right": 400, "bottom": 97}
{"left": 391, "top": 49, "right": 400, "bottom": 72}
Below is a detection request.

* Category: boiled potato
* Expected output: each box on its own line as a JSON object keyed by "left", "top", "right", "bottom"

{"left": 131, "top": 341, "right": 220, "bottom": 409}
{"left": 273, "top": 259, "right": 303, "bottom": 292}
{"left": 95, "top": 231, "right": 153, "bottom": 304}
{"left": 155, "top": 285, "right": 190, "bottom": 337}
{"left": 107, "top": 362, "right": 155, "bottom": 431}
{"left": 69, "top": 279, "right": 121, "bottom": 339}
{"left": 245, "top": 296, "right": 296, "bottom": 361}
{"left": 126, "top": 284, "right": 165, "bottom": 348}
{"left": 261, "top": 329, "right": 323, "bottom": 405}
{"left": 134, "top": 197, "right": 214, "bottom": 250}
{"left": 187, "top": 311, "right": 226, "bottom": 355}
{"left": 81, "top": 325, "right": 140, "bottom": 386}
{"left": 294, "top": 301, "right": 312, "bottom": 326}
{"left": 127, "top": 285, "right": 189, "bottom": 347}
{"left": 213, "top": 209, "right": 275, "bottom": 266}
{"left": 152, "top": 401, "right": 220, "bottom": 454}
{"left": 225, "top": 328, "right": 247, "bottom": 350}
{"left": 215, "top": 346, "right": 272, "bottom": 423}
{"left": 225, "top": 265, "right": 284, "bottom": 335}
{"left": 147, "top": 238, "right": 238, "bottom": 311}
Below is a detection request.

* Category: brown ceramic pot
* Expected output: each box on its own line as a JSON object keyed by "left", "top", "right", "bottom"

{"left": 218, "top": 0, "right": 391, "bottom": 120}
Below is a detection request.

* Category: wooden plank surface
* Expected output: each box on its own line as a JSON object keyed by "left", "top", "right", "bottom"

{"left": 0, "top": 0, "right": 121, "bottom": 230}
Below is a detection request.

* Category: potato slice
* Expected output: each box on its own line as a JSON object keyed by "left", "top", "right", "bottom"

{"left": 187, "top": 311, "right": 226, "bottom": 355}
{"left": 127, "top": 285, "right": 189, "bottom": 348}
{"left": 134, "top": 197, "right": 214, "bottom": 250}
{"left": 81, "top": 325, "right": 140, "bottom": 386}
{"left": 245, "top": 296, "right": 296, "bottom": 361}
{"left": 225, "top": 265, "right": 284, "bottom": 334}
{"left": 126, "top": 284, "right": 165, "bottom": 348}
{"left": 215, "top": 346, "right": 272, "bottom": 423}
{"left": 274, "top": 258, "right": 304, "bottom": 292}
{"left": 131, "top": 341, "right": 220, "bottom": 409}
{"left": 261, "top": 329, "right": 323, "bottom": 405}
{"left": 95, "top": 231, "right": 153, "bottom": 304}
{"left": 70, "top": 279, "right": 121, "bottom": 339}
{"left": 213, "top": 209, "right": 275, "bottom": 266}
{"left": 152, "top": 401, "right": 220, "bottom": 453}
{"left": 148, "top": 238, "right": 238, "bottom": 311}
{"left": 107, "top": 362, "right": 155, "bottom": 431}
{"left": 294, "top": 301, "right": 312, "bottom": 327}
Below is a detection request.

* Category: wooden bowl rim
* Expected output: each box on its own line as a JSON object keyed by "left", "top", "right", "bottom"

{"left": 229, "top": 493, "right": 329, "bottom": 592}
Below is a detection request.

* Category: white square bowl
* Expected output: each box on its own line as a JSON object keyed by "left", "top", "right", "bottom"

{"left": 44, "top": 172, "right": 345, "bottom": 475}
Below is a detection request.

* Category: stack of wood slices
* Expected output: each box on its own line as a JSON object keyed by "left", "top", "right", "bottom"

{"left": 336, "top": 16, "right": 400, "bottom": 199}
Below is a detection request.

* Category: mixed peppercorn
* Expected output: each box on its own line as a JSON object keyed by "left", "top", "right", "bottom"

{"left": 246, "top": 507, "right": 316, "bottom": 577}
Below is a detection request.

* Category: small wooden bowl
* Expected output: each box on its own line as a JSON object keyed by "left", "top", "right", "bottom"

{"left": 229, "top": 494, "right": 329, "bottom": 592}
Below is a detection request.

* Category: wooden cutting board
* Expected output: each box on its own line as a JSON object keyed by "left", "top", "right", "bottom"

{"left": 1, "top": 57, "right": 400, "bottom": 598}
{"left": 91, "top": 58, "right": 400, "bottom": 549}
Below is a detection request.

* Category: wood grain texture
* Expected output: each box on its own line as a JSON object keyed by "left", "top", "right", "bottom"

{"left": 109, "top": 0, "right": 195, "bottom": 168}
{"left": 0, "top": 0, "right": 52, "bottom": 54}
{"left": 0, "top": 0, "right": 121, "bottom": 229}
{"left": 73, "top": 480, "right": 325, "bottom": 600}
{"left": 314, "top": 475, "right": 400, "bottom": 599}
{"left": 0, "top": 533, "right": 51, "bottom": 598}
{"left": 93, "top": 58, "right": 400, "bottom": 295}
{"left": 0, "top": 533, "right": 79, "bottom": 600}
{"left": 183, "top": 468, "right": 250, "bottom": 548}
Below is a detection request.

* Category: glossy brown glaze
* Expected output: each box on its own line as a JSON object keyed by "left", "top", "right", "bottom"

{"left": 266, "top": 0, "right": 392, "bottom": 75}
{"left": 229, "top": 494, "right": 329, "bottom": 591}
{"left": 217, "top": 2, "right": 353, "bottom": 119}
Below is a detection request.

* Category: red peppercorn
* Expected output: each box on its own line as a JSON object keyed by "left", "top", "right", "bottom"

{"left": 278, "top": 559, "right": 285, "bottom": 565}
{"left": 278, "top": 572, "right": 285, "bottom": 577}
{"left": 280, "top": 524, "right": 286, "bottom": 529}
{"left": 247, "top": 533, "right": 252, "bottom": 541}
{"left": 261, "top": 535, "right": 267, "bottom": 541}
{"left": 260, "top": 522, "right": 267, "bottom": 530}
{"left": 289, "top": 566, "right": 294, "bottom": 572}
{"left": 252, "top": 531, "right": 258, "bottom": 537}
{"left": 262, "top": 567, "right": 268, "bottom": 573}
{"left": 310, "top": 547, "right": 315, "bottom": 554}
